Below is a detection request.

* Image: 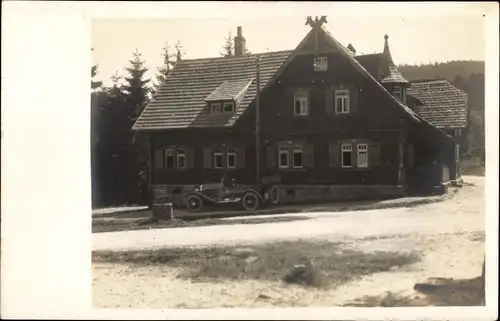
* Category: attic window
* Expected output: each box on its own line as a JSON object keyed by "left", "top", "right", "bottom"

{"left": 211, "top": 102, "right": 222, "bottom": 114}
{"left": 223, "top": 102, "right": 234, "bottom": 113}
{"left": 210, "top": 101, "right": 234, "bottom": 114}
{"left": 314, "top": 56, "right": 328, "bottom": 71}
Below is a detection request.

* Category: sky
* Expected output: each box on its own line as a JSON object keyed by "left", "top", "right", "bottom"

{"left": 91, "top": 2, "right": 487, "bottom": 87}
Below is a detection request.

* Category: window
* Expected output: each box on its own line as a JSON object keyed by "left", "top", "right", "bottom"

{"left": 211, "top": 102, "right": 222, "bottom": 114}
{"left": 279, "top": 146, "right": 289, "bottom": 169}
{"left": 214, "top": 149, "right": 224, "bottom": 169}
{"left": 393, "top": 86, "right": 402, "bottom": 101}
{"left": 401, "top": 88, "right": 407, "bottom": 104}
{"left": 341, "top": 144, "right": 353, "bottom": 168}
{"left": 227, "top": 148, "right": 236, "bottom": 169}
{"left": 455, "top": 144, "right": 460, "bottom": 162}
{"left": 177, "top": 149, "right": 186, "bottom": 169}
{"left": 223, "top": 102, "right": 234, "bottom": 113}
{"left": 335, "top": 90, "right": 350, "bottom": 114}
{"left": 313, "top": 56, "right": 328, "bottom": 71}
{"left": 454, "top": 129, "right": 462, "bottom": 137}
{"left": 292, "top": 146, "right": 303, "bottom": 168}
{"left": 357, "top": 144, "right": 368, "bottom": 168}
{"left": 294, "top": 89, "right": 309, "bottom": 116}
{"left": 165, "top": 149, "right": 174, "bottom": 169}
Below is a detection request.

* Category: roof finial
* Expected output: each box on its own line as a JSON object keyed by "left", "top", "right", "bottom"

{"left": 305, "top": 15, "right": 328, "bottom": 28}
{"left": 383, "top": 34, "right": 391, "bottom": 59}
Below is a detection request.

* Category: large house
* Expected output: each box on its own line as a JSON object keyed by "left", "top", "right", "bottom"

{"left": 133, "top": 18, "right": 467, "bottom": 207}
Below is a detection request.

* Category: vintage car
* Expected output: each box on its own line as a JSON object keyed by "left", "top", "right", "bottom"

{"left": 184, "top": 173, "right": 281, "bottom": 213}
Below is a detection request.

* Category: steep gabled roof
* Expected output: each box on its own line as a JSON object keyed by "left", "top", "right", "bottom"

{"left": 133, "top": 26, "right": 427, "bottom": 131}
{"left": 407, "top": 79, "right": 468, "bottom": 129}
{"left": 133, "top": 51, "right": 291, "bottom": 130}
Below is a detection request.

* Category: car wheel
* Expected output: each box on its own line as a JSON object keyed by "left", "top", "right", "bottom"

{"left": 242, "top": 191, "right": 260, "bottom": 211}
{"left": 186, "top": 194, "right": 203, "bottom": 213}
{"left": 269, "top": 185, "right": 280, "bottom": 205}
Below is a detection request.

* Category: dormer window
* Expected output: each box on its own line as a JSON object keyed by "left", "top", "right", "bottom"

{"left": 210, "top": 102, "right": 222, "bottom": 114}
{"left": 313, "top": 56, "right": 328, "bottom": 71}
{"left": 223, "top": 101, "right": 234, "bottom": 113}
{"left": 210, "top": 101, "right": 235, "bottom": 114}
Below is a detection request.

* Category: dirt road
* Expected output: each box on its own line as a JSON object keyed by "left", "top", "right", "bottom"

{"left": 92, "top": 176, "right": 485, "bottom": 308}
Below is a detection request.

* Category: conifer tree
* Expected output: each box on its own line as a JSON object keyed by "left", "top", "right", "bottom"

{"left": 154, "top": 41, "right": 176, "bottom": 91}
{"left": 221, "top": 33, "right": 234, "bottom": 57}
{"left": 123, "top": 50, "right": 152, "bottom": 204}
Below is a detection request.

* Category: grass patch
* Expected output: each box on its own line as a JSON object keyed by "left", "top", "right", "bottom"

{"left": 92, "top": 216, "right": 310, "bottom": 234}
{"left": 92, "top": 240, "right": 421, "bottom": 289}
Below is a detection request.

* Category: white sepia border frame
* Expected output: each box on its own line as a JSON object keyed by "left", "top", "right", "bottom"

{"left": 1, "top": 1, "right": 498, "bottom": 320}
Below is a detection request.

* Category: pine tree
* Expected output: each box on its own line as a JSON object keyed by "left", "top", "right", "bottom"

{"left": 173, "top": 41, "right": 185, "bottom": 66}
{"left": 91, "top": 48, "right": 103, "bottom": 90}
{"left": 97, "top": 72, "right": 132, "bottom": 205}
{"left": 123, "top": 50, "right": 152, "bottom": 204}
{"left": 154, "top": 41, "right": 176, "bottom": 92}
{"left": 221, "top": 33, "right": 234, "bottom": 57}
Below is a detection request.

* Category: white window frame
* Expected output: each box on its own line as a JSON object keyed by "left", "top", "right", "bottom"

{"left": 227, "top": 148, "right": 236, "bottom": 169}
{"left": 211, "top": 102, "right": 222, "bottom": 114}
{"left": 176, "top": 148, "right": 186, "bottom": 169}
{"left": 341, "top": 144, "right": 353, "bottom": 168}
{"left": 294, "top": 89, "right": 309, "bottom": 116}
{"left": 164, "top": 148, "right": 174, "bottom": 169}
{"left": 213, "top": 149, "right": 224, "bottom": 169}
{"left": 335, "top": 89, "right": 350, "bottom": 114}
{"left": 454, "top": 129, "right": 462, "bottom": 137}
{"left": 292, "top": 146, "right": 304, "bottom": 169}
{"left": 357, "top": 143, "right": 368, "bottom": 168}
{"left": 313, "top": 56, "right": 328, "bottom": 72}
{"left": 278, "top": 146, "right": 290, "bottom": 169}
{"left": 223, "top": 101, "right": 234, "bottom": 113}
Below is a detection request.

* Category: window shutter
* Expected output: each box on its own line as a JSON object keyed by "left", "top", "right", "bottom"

{"left": 236, "top": 146, "right": 246, "bottom": 169}
{"left": 325, "top": 86, "right": 334, "bottom": 114}
{"left": 350, "top": 88, "right": 359, "bottom": 113}
{"left": 186, "top": 147, "right": 195, "bottom": 169}
{"left": 203, "top": 147, "right": 212, "bottom": 169}
{"left": 266, "top": 145, "right": 276, "bottom": 169}
{"left": 369, "top": 142, "right": 381, "bottom": 167}
{"left": 154, "top": 149, "right": 163, "bottom": 170}
{"left": 329, "top": 142, "right": 340, "bottom": 167}
{"left": 303, "top": 143, "right": 314, "bottom": 168}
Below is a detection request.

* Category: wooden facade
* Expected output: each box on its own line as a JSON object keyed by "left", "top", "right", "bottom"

{"left": 135, "top": 22, "right": 464, "bottom": 206}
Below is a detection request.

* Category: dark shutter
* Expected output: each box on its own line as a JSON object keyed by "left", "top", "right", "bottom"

{"left": 303, "top": 142, "right": 314, "bottom": 168}
{"left": 266, "top": 145, "right": 276, "bottom": 169}
{"left": 325, "top": 86, "right": 334, "bottom": 114}
{"left": 203, "top": 147, "right": 212, "bottom": 169}
{"left": 369, "top": 142, "right": 381, "bottom": 167}
{"left": 236, "top": 146, "right": 246, "bottom": 169}
{"left": 329, "top": 141, "right": 340, "bottom": 167}
{"left": 186, "top": 147, "right": 195, "bottom": 169}
{"left": 350, "top": 87, "right": 359, "bottom": 114}
{"left": 154, "top": 149, "right": 163, "bottom": 170}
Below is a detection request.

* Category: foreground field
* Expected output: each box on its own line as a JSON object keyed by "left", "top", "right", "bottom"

{"left": 92, "top": 176, "right": 485, "bottom": 308}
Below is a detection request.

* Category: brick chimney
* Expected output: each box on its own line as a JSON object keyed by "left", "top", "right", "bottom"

{"left": 234, "top": 26, "right": 246, "bottom": 56}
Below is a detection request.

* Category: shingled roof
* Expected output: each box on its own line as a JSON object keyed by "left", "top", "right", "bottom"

{"left": 133, "top": 27, "right": 424, "bottom": 131}
{"left": 133, "top": 51, "right": 291, "bottom": 130}
{"left": 407, "top": 79, "right": 468, "bottom": 129}
{"left": 354, "top": 55, "right": 409, "bottom": 84}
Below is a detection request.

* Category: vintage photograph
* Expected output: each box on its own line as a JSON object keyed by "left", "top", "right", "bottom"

{"left": 91, "top": 11, "right": 486, "bottom": 309}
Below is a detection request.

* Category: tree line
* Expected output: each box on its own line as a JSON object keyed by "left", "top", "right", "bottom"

{"left": 91, "top": 37, "right": 251, "bottom": 208}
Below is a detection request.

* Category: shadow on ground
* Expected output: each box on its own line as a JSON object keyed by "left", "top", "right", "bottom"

{"left": 345, "top": 276, "right": 485, "bottom": 307}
